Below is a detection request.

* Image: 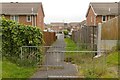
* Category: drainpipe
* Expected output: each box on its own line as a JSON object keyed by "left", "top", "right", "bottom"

{"left": 35, "top": 16, "right": 36, "bottom": 26}
{"left": 31, "top": 8, "right": 34, "bottom": 26}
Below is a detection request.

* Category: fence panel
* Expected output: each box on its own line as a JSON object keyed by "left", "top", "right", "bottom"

{"left": 72, "top": 26, "right": 97, "bottom": 50}
{"left": 101, "top": 17, "right": 118, "bottom": 51}
{"left": 43, "top": 32, "right": 56, "bottom": 46}
{"left": 72, "top": 31, "right": 78, "bottom": 43}
{"left": 101, "top": 17, "right": 118, "bottom": 40}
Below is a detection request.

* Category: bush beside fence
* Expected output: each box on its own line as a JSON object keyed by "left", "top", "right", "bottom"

{"left": 2, "top": 17, "right": 43, "bottom": 66}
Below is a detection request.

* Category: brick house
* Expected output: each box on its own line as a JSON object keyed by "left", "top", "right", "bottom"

{"left": 69, "top": 22, "right": 81, "bottom": 31}
{"left": 86, "top": 2, "right": 118, "bottom": 26}
{"left": 1, "top": 2, "right": 45, "bottom": 30}
{"left": 50, "top": 22, "right": 65, "bottom": 32}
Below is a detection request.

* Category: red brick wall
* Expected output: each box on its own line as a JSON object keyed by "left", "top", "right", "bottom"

{"left": 4, "top": 15, "right": 33, "bottom": 26}
{"left": 96, "top": 15, "right": 116, "bottom": 25}
{"left": 96, "top": 15, "right": 102, "bottom": 25}
{"left": 19, "top": 15, "right": 32, "bottom": 25}
{"left": 4, "top": 15, "right": 10, "bottom": 19}
{"left": 36, "top": 5, "right": 44, "bottom": 30}
{"left": 86, "top": 6, "right": 96, "bottom": 26}
{"left": 4, "top": 14, "right": 44, "bottom": 30}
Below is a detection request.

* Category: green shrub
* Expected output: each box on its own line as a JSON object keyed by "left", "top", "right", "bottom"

{"left": 1, "top": 17, "right": 43, "bottom": 66}
{"left": 63, "top": 30, "right": 69, "bottom": 35}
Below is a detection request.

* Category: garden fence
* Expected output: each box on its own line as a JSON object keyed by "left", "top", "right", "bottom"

{"left": 43, "top": 32, "right": 57, "bottom": 46}
{"left": 72, "top": 26, "right": 98, "bottom": 51}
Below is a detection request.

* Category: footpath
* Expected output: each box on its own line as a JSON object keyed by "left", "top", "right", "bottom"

{"left": 31, "top": 35, "right": 78, "bottom": 78}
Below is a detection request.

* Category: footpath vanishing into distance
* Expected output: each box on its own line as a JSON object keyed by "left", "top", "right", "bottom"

{"left": 31, "top": 35, "right": 79, "bottom": 78}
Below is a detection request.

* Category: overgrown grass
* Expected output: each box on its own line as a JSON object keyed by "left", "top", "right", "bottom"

{"left": 65, "top": 38, "right": 89, "bottom": 51}
{"left": 80, "top": 52, "right": 118, "bottom": 78}
{"left": 107, "top": 52, "right": 118, "bottom": 66}
{"left": 100, "top": 52, "right": 118, "bottom": 78}
{"left": 64, "top": 38, "right": 79, "bottom": 63}
{"left": 2, "top": 58, "right": 37, "bottom": 78}
{"left": 64, "top": 38, "right": 119, "bottom": 78}
{"left": 64, "top": 38, "right": 77, "bottom": 51}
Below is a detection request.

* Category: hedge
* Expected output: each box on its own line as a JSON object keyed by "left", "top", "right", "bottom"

{"left": 1, "top": 17, "right": 43, "bottom": 66}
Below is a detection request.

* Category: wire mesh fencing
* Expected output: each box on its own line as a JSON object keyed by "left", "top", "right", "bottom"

{"left": 20, "top": 46, "right": 65, "bottom": 67}
{"left": 20, "top": 46, "right": 107, "bottom": 78}
{"left": 20, "top": 46, "right": 43, "bottom": 67}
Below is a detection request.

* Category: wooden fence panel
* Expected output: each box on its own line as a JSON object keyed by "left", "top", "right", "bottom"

{"left": 72, "top": 26, "right": 97, "bottom": 50}
{"left": 101, "top": 17, "right": 118, "bottom": 40}
{"left": 43, "top": 32, "right": 56, "bottom": 46}
{"left": 100, "top": 17, "right": 119, "bottom": 50}
{"left": 72, "top": 26, "right": 96, "bottom": 44}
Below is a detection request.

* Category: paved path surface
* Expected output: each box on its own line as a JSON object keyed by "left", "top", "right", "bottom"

{"left": 45, "top": 39, "right": 66, "bottom": 66}
{"left": 31, "top": 34, "right": 78, "bottom": 78}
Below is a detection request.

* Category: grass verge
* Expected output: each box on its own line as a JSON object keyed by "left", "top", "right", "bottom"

{"left": 2, "top": 58, "right": 37, "bottom": 78}
{"left": 64, "top": 38, "right": 77, "bottom": 51}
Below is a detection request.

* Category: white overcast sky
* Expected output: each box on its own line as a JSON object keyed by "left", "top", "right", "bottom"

{"left": 1, "top": 0, "right": 120, "bottom": 23}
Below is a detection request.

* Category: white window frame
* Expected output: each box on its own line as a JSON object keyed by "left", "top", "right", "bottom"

{"left": 10, "top": 15, "right": 19, "bottom": 22}
{"left": 102, "top": 15, "right": 107, "bottom": 22}
{"left": 10, "top": 16, "right": 14, "bottom": 20}
{"left": 26, "top": 15, "right": 31, "bottom": 22}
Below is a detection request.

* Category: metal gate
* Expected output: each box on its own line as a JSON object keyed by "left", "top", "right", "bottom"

{"left": 20, "top": 46, "right": 65, "bottom": 66}
{"left": 20, "top": 46, "right": 106, "bottom": 78}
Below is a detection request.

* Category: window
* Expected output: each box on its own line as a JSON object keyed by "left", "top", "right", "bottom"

{"left": 102, "top": 16, "right": 106, "bottom": 22}
{"left": 10, "top": 15, "right": 19, "bottom": 22}
{"left": 26, "top": 15, "right": 31, "bottom": 22}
